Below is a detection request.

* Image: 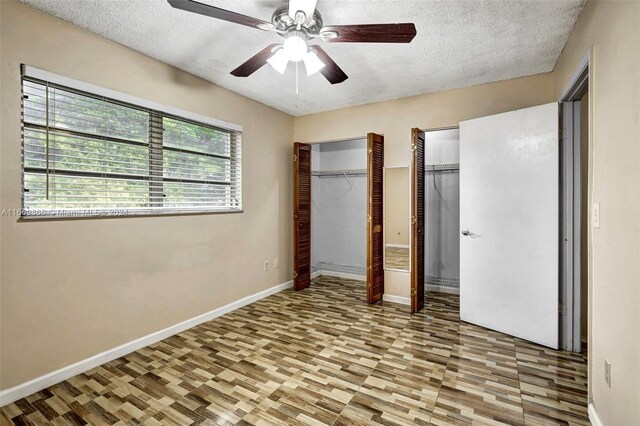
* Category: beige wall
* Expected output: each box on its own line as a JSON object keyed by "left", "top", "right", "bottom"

{"left": 295, "top": 72, "right": 555, "bottom": 297}
{"left": 385, "top": 167, "right": 410, "bottom": 246}
{"left": 553, "top": 1, "right": 640, "bottom": 424}
{"left": 0, "top": 0, "right": 293, "bottom": 390}
{"left": 294, "top": 73, "right": 555, "bottom": 168}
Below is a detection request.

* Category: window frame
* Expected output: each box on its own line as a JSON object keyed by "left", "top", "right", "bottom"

{"left": 19, "top": 65, "right": 243, "bottom": 219}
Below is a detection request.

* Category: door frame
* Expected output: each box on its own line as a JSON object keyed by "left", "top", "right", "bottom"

{"left": 559, "top": 50, "right": 590, "bottom": 353}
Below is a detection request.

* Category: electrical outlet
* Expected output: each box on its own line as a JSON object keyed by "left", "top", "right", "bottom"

{"left": 593, "top": 202, "right": 600, "bottom": 228}
{"left": 264, "top": 261, "right": 269, "bottom": 272}
{"left": 274, "top": 258, "right": 279, "bottom": 269}
{"left": 604, "top": 359, "right": 611, "bottom": 388}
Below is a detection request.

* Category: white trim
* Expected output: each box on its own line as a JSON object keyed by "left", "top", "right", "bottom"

{"left": 559, "top": 50, "right": 590, "bottom": 102}
{"left": 0, "top": 279, "right": 292, "bottom": 407}
{"left": 21, "top": 65, "right": 243, "bottom": 132}
{"left": 383, "top": 294, "right": 411, "bottom": 305}
{"left": 588, "top": 403, "right": 604, "bottom": 426}
{"left": 315, "top": 270, "right": 366, "bottom": 281}
{"left": 385, "top": 244, "right": 409, "bottom": 249}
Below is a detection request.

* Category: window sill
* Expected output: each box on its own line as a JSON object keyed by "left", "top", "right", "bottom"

{"left": 16, "top": 209, "right": 243, "bottom": 222}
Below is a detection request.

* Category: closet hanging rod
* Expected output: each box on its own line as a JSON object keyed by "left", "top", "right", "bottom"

{"left": 312, "top": 169, "right": 367, "bottom": 177}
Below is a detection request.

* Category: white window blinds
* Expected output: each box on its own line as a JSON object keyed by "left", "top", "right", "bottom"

{"left": 21, "top": 76, "right": 242, "bottom": 217}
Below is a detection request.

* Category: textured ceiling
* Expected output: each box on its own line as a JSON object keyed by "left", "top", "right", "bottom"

{"left": 20, "top": 0, "right": 585, "bottom": 116}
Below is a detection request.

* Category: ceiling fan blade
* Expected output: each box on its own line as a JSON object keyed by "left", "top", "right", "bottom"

{"left": 231, "top": 44, "right": 281, "bottom": 77}
{"left": 167, "top": 0, "right": 274, "bottom": 31}
{"left": 320, "top": 23, "right": 417, "bottom": 43}
{"left": 288, "top": 0, "right": 318, "bottom": 22}
{"left": 307, "top": 45, "right": 348, "bottom": 84}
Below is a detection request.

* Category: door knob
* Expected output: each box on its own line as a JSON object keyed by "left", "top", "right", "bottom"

{"left": 462, "top": 229, "right": 470, "bottom": 236}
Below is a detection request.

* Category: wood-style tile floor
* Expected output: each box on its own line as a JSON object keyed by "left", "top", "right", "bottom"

{"left": 0, "top": 276, "right": 588, "bottom": 425}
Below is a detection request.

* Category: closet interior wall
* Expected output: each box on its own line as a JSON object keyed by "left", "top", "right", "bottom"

{"left": 425, "top": 129, "right": 460, "bottom": 293}
{"left": 311, "top": 139, "right": 367, "bottom": 277}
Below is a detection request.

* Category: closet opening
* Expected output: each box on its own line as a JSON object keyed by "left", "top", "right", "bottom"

{"left": 293, "top": 134, "right": 385, "bottom": 303}
{"left": 311, "top": 138, "right": 368, "bottom": 283}
{"left": 410, "top": 127, "right": 460, "bottom": 313}
{"left": 425, "top": 128, "right": 460, "bottom": 296}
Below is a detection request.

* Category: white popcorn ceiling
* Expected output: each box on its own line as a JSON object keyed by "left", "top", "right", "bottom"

{"left": 20, "top": 0, "right": 585, "bottom": 116}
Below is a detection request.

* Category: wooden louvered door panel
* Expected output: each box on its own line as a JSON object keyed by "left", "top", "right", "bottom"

{"left": 293, "top": 142, "right": 312, "bottom": 291}
{"left": 367, "top": 133, "right": 384, "bottom": 303}
{"left": 411, "top": 129, "right": 426, "bottom": 312}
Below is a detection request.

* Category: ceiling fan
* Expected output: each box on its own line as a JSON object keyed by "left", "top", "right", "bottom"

{"left": 167, "top": 0, "right": 417, "bottom": 84}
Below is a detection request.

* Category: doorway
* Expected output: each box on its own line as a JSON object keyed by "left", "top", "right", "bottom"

{"left": 425, "top": 129, "right": 460, "bottom": 295}
{"left": 293, "top": 133, "right": 385, "bottom": 304}
{"left": 310, "top": 139, "right": 367, "bottom": 280}
{"left": 560, "top": 57, "right": 589, "bottom": 353}
{"left": 410, "top": 128, "right": 461, "bottom": 313}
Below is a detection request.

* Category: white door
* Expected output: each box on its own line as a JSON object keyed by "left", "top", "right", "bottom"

{"left": 460, "top": 103, "right": 559, "bottom": 348}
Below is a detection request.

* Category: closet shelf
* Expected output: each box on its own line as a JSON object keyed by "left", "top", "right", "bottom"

{"left": 312, "top": 169, "right": 367, "bottom": 177}
{"left": 426, "top": 163, "right": 459, "bottom": 172}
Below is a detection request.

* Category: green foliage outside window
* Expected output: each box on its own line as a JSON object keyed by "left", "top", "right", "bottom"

{"left": 22, "top": 79, "right": 240, "bottom": 215}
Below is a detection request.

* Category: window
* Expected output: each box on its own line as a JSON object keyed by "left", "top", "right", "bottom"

{"left": 21, "top": 76, "right": 242, "bottom": 218}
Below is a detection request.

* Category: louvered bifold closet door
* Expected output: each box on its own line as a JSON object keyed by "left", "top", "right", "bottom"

{"left": 411, "top": 129, "right": 426, "bottom": 312}
{"left": 367, "top": 133, "right": 384, "bottom": 303}
{"left": 293, "top": 142, "right": 312, "bottom": 291}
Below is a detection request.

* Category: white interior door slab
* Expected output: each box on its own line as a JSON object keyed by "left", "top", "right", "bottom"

{"left": 460, "top": 103, "right": 559, "bottom": 349}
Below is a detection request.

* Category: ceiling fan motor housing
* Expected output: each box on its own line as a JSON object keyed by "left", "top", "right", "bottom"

{"left": 272, "top": 3, "right": 323, "bottom": 39}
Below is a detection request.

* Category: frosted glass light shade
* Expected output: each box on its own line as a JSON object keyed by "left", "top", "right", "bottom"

{"left": 303, "top": 50, "right": 325, "bottom": 76}
{"left": 267, "top": 49, "right": 289, "bottom": 74}
{"left": 283, "top": 36, "right": 307, "bottom": 62}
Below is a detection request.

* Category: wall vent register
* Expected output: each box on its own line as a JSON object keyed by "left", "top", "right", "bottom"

{"left": 20, "top": 73, "right": 242, "bottom": 218}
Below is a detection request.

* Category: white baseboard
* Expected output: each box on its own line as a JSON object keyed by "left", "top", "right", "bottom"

{"left": 588, "top": 403, "right": 604, "bottom": 426}
{"left": 383, "top": 294, "right": 411, "bottom": 305}
{"left": 0, "top": 279, "right": 293, "bottom": 407}
{"left": 385, "top": 244, "right": 409, "bottom": 249}
{"left": 315, "top": 270, "right": 366, "bottom": 282}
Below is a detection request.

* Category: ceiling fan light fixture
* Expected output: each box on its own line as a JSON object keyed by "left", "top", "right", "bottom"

{"left": 267, "top": 49, "right": 289, "bottom": 74}
{"left": 283, "top": 34, "right": 308, "bottom": 62}
{"left": 167, "top": 0, "right": 417, "bottom": 85}
{"left": 303, "top": 50, "right": 325, "bottom": 76}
